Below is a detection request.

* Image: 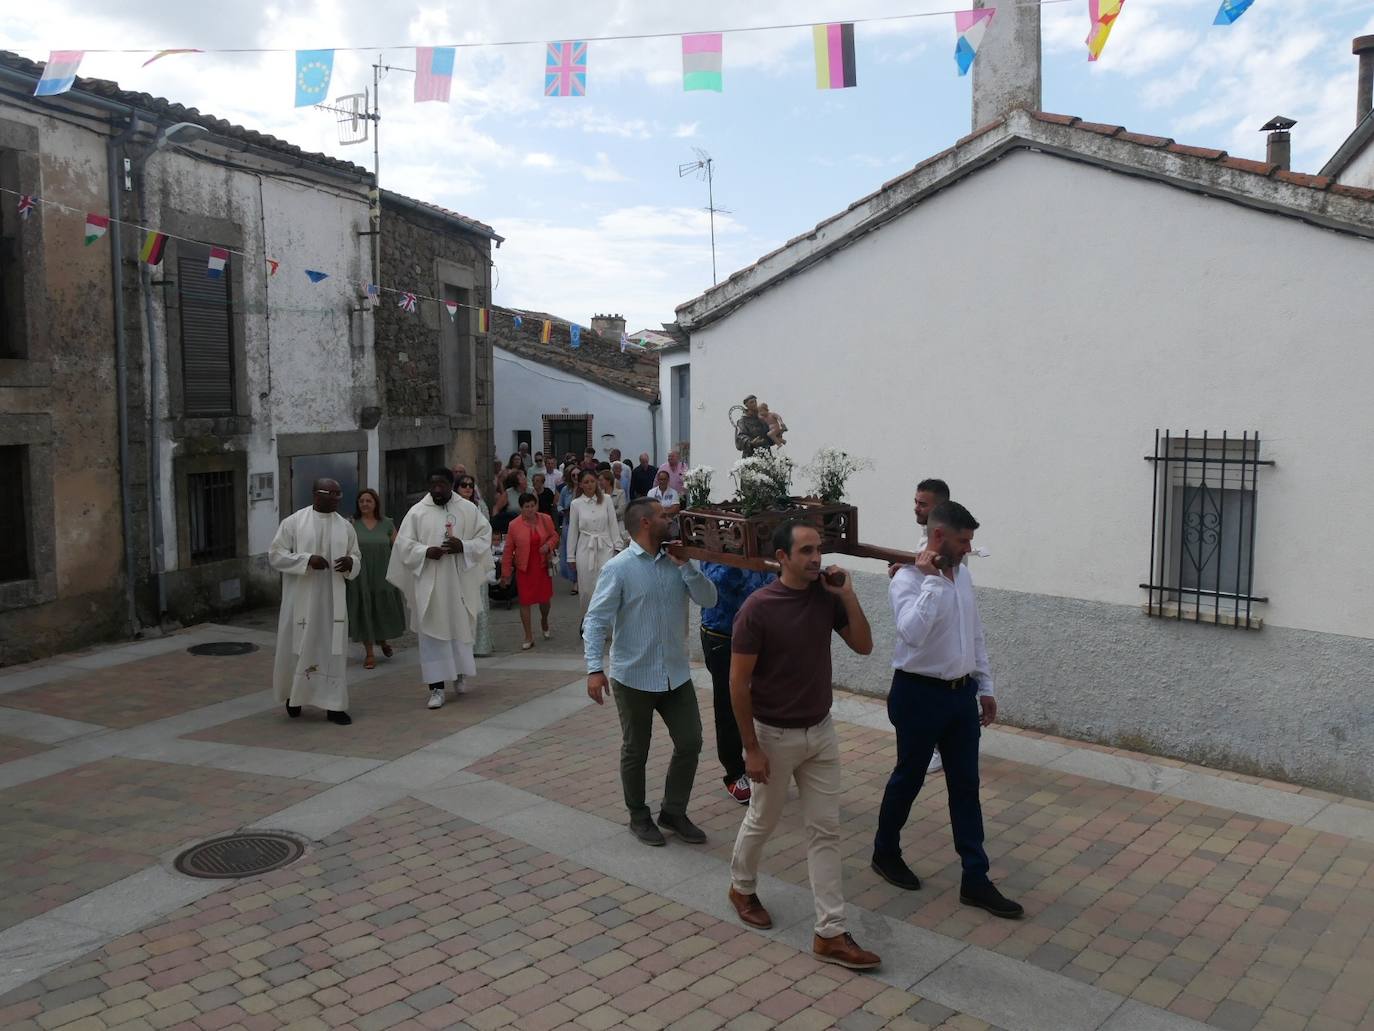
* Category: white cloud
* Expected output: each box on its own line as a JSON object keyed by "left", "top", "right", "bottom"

{"left": 523, "top": 152, "right": 557, "bottom": 168}
{"left": 582, "top": 152, "right": 629, "bottom": 182}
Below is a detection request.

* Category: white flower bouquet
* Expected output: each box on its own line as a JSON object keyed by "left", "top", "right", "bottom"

{"left": 804, "top": 447, "right": 871, "bottom": 504}
{"left": 682, "top": 466, "right": 714, "bottom": 510}
{"left": 732, "top": 452, "right": 795, "bottom": 516}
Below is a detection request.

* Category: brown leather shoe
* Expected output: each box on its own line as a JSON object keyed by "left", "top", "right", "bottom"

{"left": 813, "top": 932, "right": 881, "bottom": 971}
{"left": 728, "top": 887, "right": 773, "bottom": 929}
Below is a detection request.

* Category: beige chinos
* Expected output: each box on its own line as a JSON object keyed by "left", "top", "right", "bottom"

{"left": 729, "top": 714, "right": 845, "bottom": 939}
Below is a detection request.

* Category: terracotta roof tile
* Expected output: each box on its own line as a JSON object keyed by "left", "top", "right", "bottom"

{"left": 1220, "top": 156, "right": 1278, "bottom": 177}
{"left": 1076, "top": 121, "right": 1126, "bottom": 138}
{"left": 1117, "top": 131, "right": 1173, "bottom": 148}
{"left": 1030, "top": 112, "right": 1079, "bottom": 126}
{"left": 1273, "top": 170, "right": 1332, "bottom": 190}
{"left": 1167, "top": 143, "right": 1227, "bottom": 160}
{"left": 1331, "top": 183, "right": 1374, "bottom": 201}
{"left": 492, "top": 307, "right": 658, "bottom": 401}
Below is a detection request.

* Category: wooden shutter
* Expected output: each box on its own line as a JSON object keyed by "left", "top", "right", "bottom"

{"left": 178, "top": 249, "right": 234, "bottom": 415}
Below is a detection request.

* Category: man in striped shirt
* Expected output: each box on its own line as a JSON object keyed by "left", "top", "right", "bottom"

{"left": 584, "top": 497, "right": 718, "bottom": 847}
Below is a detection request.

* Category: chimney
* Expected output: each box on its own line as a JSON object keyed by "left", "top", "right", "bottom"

{"left": 1261, "top": 116, "right": 1296, "bottom": 171}
{"left": 590, "top": 313, "right": 625, "bottom": 337}
{"left": 971, "top": 0, "right": 1041, "bottom": 130}
{"left": 1355, "top": 35, "right": 1374, "bottom": 125}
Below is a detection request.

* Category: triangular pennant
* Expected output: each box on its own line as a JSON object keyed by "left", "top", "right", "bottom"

{"left": 476, "top": 308, "right": 490, "bottom": 333}
{"left": 1086, "top": 0, "right": 1125, "bottom": 62}
{"left": 569, "top": 324, "right": 581, "bottom": 349}
{"left": 444, "top": 300, "right": 458, "bottom": 321}
{"left": 305, "top": 269, "right": 328, "bottom": 283}
{"left": 207, "top": 246, "right": 229, "bottom": 278}
{"left": 267, "top": 258, "right": 280, "bottom": 277}
{"left": 17, "top": 195, "right": 35, "bottom": 220}
{"left": 399, "top": 292, "right": 417, "bottom": 313}
{"left": 955, "top": 8, "right": 996, "bottom": 76}
{"left": 84, "top": 213, "right": 109, "bottom": 244}
{"left": 539, "top": 320, "right": 552, "bottom": 343}
{"left": 1213, "top": 0, "right": 1253, "bottom": 24}
{"left": 139, "top": 231, "right": 167, "bottom": 266}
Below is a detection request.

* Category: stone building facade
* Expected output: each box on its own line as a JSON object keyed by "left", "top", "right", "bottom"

{"left": 374, "top": 192, "right": 500, "bottom": 519}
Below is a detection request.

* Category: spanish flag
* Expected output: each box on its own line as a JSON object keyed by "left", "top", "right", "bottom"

{"left": 139, "top": 230, "right": 167, "bottom": 266}
{"left": 476, "top": 308, "right": 490, "bottom": 333}
{"left": 539, "top": 320, "right": 552, "bottom": 344}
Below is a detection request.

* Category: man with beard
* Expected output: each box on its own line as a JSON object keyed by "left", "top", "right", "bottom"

{"left": 871, "top": 500, "right": 1023, "bottom": 919}
{"left": 726, "top": 520, "right": 881, "bottom": 971}
{"left": 388, "top": 468, "right": 493, "bottom": 710}
{"left": 583, "top": 497, "right": 717, "bottom": 847}
{"left": 270, "top": 479, "right": 362, "bottom": 725}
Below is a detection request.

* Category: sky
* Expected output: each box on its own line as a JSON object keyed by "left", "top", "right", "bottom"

{"left": 7, "top": 0, "right": 1374, "bottom": 331}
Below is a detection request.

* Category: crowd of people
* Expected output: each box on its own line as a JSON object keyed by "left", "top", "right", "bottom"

{"left": 269, "top": 452, "right": 1019, "bottom": 976}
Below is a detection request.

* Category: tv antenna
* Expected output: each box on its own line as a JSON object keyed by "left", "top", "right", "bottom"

{"left": 678, "top": 147, "right": 729, "bottom": 285}
{"left": 314, "top": 56, "right": 387, "bottom": 302}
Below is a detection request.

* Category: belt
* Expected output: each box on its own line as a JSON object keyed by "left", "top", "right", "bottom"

{"left": 700, "top": 626, "right": 731, "bottom": 640}
{"left": 900, "top": 670, "right": 974, "bottom": 690}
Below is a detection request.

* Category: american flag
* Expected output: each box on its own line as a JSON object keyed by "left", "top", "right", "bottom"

{"left": 545, "top": 41, "right": 587, "bottom": 97}
{"left": 17, "top": 195, "right": 35, "bottom": 220}
{"left": 399, "top": 292, "right": 417, "bottom": 313}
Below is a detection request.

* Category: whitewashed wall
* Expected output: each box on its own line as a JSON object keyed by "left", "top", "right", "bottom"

{"left": 687, "top": 151, "right": 1374, "bottom": 641}
{"left": 493, "top": 347, "right": 659, "bottom": 465}
{"left": 143, "top": 151, "right": 374, "bottom": 565}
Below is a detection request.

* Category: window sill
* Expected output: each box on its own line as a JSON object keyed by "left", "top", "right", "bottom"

{"left": 0, "top": 359, "right": 52, "bottom": 388}
{"left": 1141, "top": 603, "right": 1263, "bottom": 630}
{"left": 0, "top": 575, "right": 57, "bottom": 612}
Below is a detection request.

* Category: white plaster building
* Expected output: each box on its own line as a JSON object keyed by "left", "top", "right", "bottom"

{"left": 0, "top": 51, "right": 384, "bottom": 646}
{"left": 673, "top": 19, "right": 1374, "bottom": 796}
{"left": 491, "top": 307, "right": 661, "bottom": 467}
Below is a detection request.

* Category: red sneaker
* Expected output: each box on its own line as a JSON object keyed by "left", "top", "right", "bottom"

{"left": 726, "top": 775, "right": 752, "bottom": 805}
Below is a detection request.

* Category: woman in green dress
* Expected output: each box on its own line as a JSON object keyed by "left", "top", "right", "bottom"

{"left": 346, "top": 489, "right": 408, "bottom": 669}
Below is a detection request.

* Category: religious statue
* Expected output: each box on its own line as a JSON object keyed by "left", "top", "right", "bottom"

{"left": 757, "top": 402, "right": 787, "bottom": 448}
{"left": 732, "top": 394, "right": 774, "bottom": 458}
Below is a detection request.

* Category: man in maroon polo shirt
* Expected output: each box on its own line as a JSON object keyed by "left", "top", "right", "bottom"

{"left": 726, "top": 519, "right": 881, "bottom": 971}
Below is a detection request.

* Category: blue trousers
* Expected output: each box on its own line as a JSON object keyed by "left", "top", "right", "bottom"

{"left": 873, "top": 669, "right": 990, "bottom": 884}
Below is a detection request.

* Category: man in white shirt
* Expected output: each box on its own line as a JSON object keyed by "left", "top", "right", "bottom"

{"left": 542, "top": 455, "right": 563, "bottom": 492}
{"left": 387, "top": 468, "right": 493, "bottom": 710}
{"left": 871, "top": 500, "right": 1023, "bottom": 919}
{"left": 648, "top": 470, "right": 682, "bottom": 539}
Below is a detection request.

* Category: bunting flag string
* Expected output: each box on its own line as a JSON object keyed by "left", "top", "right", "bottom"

{"left": 1086, "top": 0, "right": 1126, "bottom": 62}
{"left": 415, "top": 46, "right": 455, "bottom": 102}
{"left": 84, "top": 212, "right": 109, "bottom": 244}
{"left": 544, "top": 41, "right": 587, "bottom": 97}
{"left": 1213, "top": 0, "right": 1253, "bottom": 24}
{"left": 34, "top": 50, "right": 83, "bottom": 96}
{"left": 682, "top": 33, "right": 723, "bottom": 93}
{"left": 813, "top": 23, "right": 857, "bottom": 90}
{"left": 294, "top": 49, "right": 334, "bottom": 107}
{"left": 0, "top": 185, "right": 623, "bottom": 351}
{"left": 142, "top": 48, "right": 202, "bottom": 67}
{"left": 955, "top": 8, "right": 996, "bottom": 76}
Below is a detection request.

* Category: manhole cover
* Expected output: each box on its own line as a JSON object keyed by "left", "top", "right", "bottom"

{"left": 174, "top": 832, "right": 304, "bottom": 879}
{"left": 187, "top": 641, "right": 259, "bottom": 656}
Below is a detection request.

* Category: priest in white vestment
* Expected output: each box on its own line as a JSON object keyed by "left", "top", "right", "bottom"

{"left": 388, "top": 467, "right": 493, "bottom": 710}
{"left": 270, "top": 478, "right": 363, "bottom": 724}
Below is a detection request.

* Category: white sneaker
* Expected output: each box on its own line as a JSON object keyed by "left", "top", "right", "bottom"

{"left": 927, "top": 751, "right": 943, "bottom": 775}
{"left": 427, "top": 688, "right": 446, "bottom": 710}
{"left": 454, "top": 675, "right": 469, "bottom": 695}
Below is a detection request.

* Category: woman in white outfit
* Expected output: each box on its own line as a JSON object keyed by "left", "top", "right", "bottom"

{"left": 567, "top": 469, "right": 622, "bottom": 623}
{"left": 599, "top": 468, "right": 630, "bottom": 548}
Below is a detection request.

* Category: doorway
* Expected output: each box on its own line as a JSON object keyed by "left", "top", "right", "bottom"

{"left": 548, "top": 418, "right": 588, "bottom": 464}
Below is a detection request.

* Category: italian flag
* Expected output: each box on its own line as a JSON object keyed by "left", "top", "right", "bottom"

{"left": 84, "top": 213, "right": 109, "bottom": 245}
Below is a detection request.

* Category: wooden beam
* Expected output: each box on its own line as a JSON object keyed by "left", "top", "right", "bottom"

{"left": 665, "top": 539, "right": 916, "bottom": 572}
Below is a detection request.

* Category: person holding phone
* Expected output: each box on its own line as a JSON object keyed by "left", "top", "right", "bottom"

{"left": 871, "top": 500, "right": 1023, "bottom": 919}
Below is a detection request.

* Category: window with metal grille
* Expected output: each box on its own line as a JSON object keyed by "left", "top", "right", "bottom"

{"left": 0, "top": 445, "right": 30, "bottom": 582}
{"left": 178, "top": 245, "right": 235, "bottom": 416}
{"left": 188, "top": 470, "right": 237, "bottom": 564}
{"left": 1142, "top": 430, "right": 1271, "bottom": 629}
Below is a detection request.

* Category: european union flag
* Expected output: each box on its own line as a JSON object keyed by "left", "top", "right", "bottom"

{"left": 295, "top": 50, "right": 334, "bottom": 108}
{"left": 570, "top": 324, "right": 581, "bottom": 349}
{"left": 1213, "top": 0, "right": 1253, "bottom": 24}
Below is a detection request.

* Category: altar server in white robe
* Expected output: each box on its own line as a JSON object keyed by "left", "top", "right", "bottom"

{"left": 388, "top": 467, "right": 493, "bottom": 710}
{"left": 271, "top": 478, "right": 363, "bottom": 725}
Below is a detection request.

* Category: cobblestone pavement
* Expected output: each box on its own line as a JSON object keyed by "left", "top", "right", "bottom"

{"left": 0, "top": 593, "right": 1370, "bottom": 1031}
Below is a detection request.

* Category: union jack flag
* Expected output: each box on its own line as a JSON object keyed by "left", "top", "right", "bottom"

{"left": 398, "top": 292, "right": 417, "bottom": 313}
{"left": 17, "top": 195, "right": 35, "bottom": 220}
{"left": 545, "top": 41, "right": 587, "bottom": 97}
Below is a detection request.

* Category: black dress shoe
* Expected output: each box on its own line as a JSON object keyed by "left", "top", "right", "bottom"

{"left": 326, "top": 710, "right": 352, "bottom": 725}
{"left": 960, "top": 880, "right": 1024, "bottom": 919}
{"left": 657, "top": 812, "right": 706, "bottom": 844}
{"left": 629, "top": 816, "right": 666, "bottom": 846}
{"left": 871, "top": 853, "right": 921, "bottom": 890}
{"left": 285, "top": 704, "right": 302, "bottom": 718}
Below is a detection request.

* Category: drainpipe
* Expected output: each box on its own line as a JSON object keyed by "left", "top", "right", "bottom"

{"left": 107, "top": 111, "right": 142, "bottom": 637}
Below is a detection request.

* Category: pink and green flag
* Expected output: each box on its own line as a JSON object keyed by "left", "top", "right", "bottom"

{"left": 682, "top": 34, "right": 723, "bottom": 92}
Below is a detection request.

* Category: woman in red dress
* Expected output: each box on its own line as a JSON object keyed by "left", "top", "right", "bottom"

{"left": 499, "top": 493, "right": 559, "bottom": 650}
